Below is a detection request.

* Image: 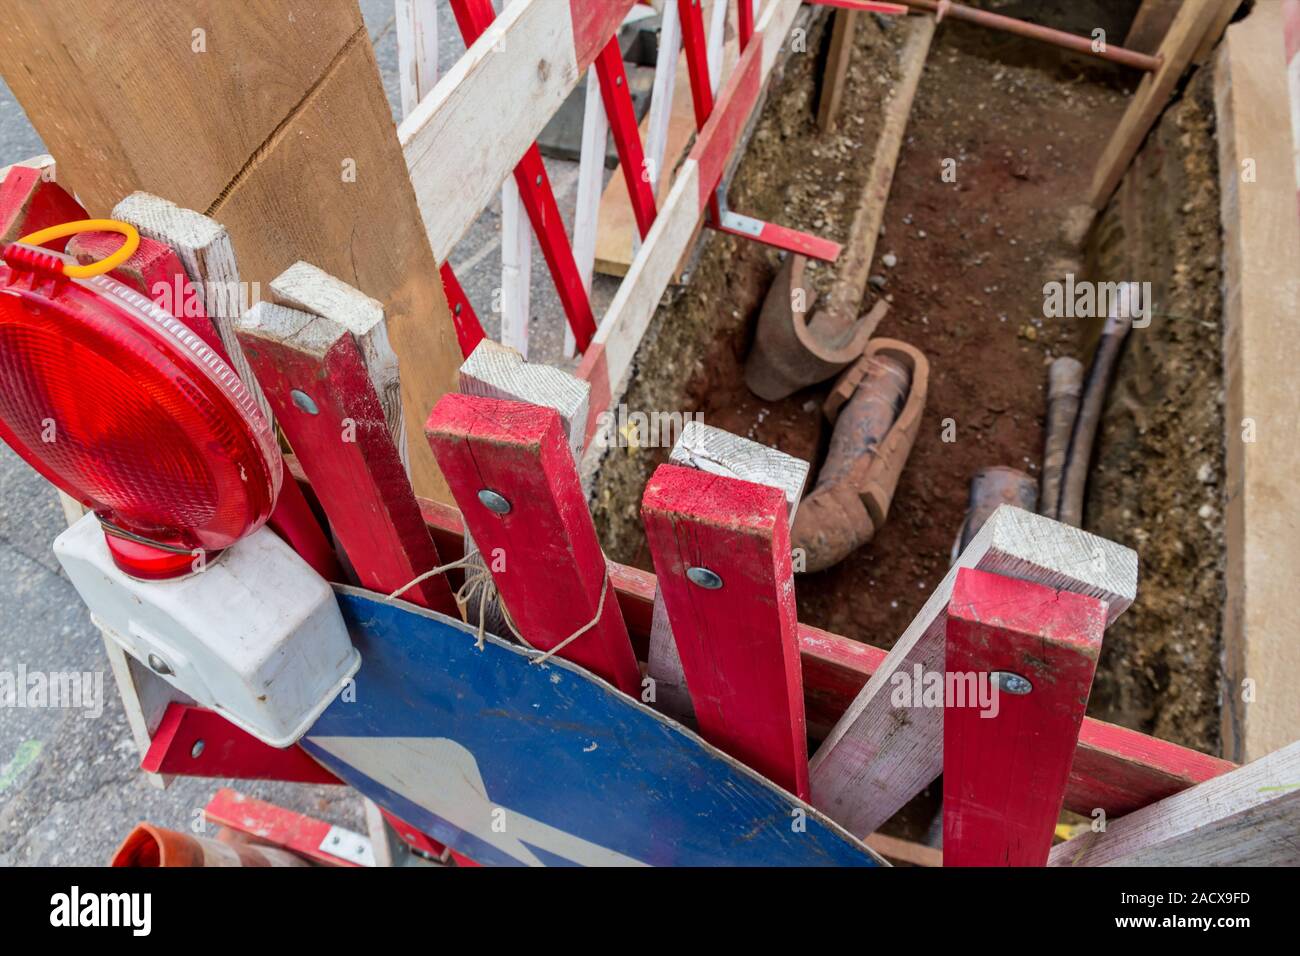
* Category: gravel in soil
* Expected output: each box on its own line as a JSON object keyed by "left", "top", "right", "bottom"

{"left": 593, "top": 10, "right": 1225, "bottom": 756}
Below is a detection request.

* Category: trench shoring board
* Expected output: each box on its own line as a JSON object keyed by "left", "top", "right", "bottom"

{"left": 301, "top": 587, "right": 881, "bottom": 867}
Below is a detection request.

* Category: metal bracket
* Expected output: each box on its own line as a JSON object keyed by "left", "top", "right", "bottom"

{"left": 318, "top": 825, "right": 377, "bottom": 867}
{"left": 708, "top": 191, "right": 843, "bottom": 263}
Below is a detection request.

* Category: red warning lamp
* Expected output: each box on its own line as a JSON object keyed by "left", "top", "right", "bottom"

{"left": 0, "top": 235, "right": 282, "bottom": 579}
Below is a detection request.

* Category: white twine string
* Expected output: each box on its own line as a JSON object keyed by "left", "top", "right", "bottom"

{"left": 383, "top": 549, "right": 611, "bottom": 667}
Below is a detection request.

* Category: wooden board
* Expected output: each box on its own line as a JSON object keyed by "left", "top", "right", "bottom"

{"left": 302, "top": 587, "right": 884, "bottom": 867}
{"left": 1123, "top": 0, "right": 1181, "bottom": 53}
{"left": 0, "top": 0, "right": 462, "bottom": 504}
{"left": 808, "top": 505, "right": 1137, "bottom": 838}
{"left": 1089, "top": 0, "right": 1241, "bottom": 209}
{"left": 594, "top": 0, "right": 734, "bottom": 278}
{"left": 1049, "top": 740, "right": 1300, "bottom": 866}
{"left": 642, "top": 464, "right": 809, "bottom": 798}
{"left": 1213, "top": 1, "right": 1300, "bottom": 762}
{"left": 400, "top": 0, "right": 636, "bottom": 262}
{"left": 817, "top": 10, "right": 857, "bottom": 133}
{"left": 413, "top": 495, "right": 1236, "bottom": 818}
{"left": 943, "top": 569, "right": 1106, "bottom": 866}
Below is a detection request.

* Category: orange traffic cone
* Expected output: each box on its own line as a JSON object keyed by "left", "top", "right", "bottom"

{"left": 110, "top": 823, "right": 309, "bottom": 867}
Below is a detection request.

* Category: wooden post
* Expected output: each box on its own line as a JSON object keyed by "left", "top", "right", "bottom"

{"left": 943, "top": 568, "right": 1106, "bottom": 866}
{"left": 237, "top": 301, "right": 458, "bottom": 616}
{"left": 809, "top": 505, "right": 1137, "bottom": 838}
{"left": 1050, "top": 740, "right": 1300, "bottom": 866}
{"left": 426, "top": 394, "right": 642, "bottom": 695}
{"left": 817, "top": 10, "right": 857, "bottom": 133}
{"left": 0, "top": 0, "right": 463, "bottom": 503}
{"left": 396, "top": 0, "right": 439, "bottom": 117}
{"left": 645, "top": 421, "right": 809, "bottom": 723}
{"left": 1214, "top": 0, "right": 1300, "bottom": 762}
{"left": 1089, "top": 0, "right": 1241, "bottom": 208}
{"left": 269, "top": 260, "right": 409, "bottom": 474}
{"left": 642, "top": 464, "right": 810, "bottom": 799}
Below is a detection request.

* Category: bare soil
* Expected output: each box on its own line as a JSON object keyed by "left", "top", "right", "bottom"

{"left": 1084, "top": 63, "right": 1226, "bottom": 755}
{"left": 592, "top": 8, "right": 1225, "bottom": 755}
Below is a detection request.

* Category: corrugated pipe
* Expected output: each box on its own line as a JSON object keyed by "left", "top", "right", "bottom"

{"left": 1057, "top": 284, "right": 1141, "bottom": 528}
{"left": 1038, "top": 357, "right": 1084, "bottom": 520}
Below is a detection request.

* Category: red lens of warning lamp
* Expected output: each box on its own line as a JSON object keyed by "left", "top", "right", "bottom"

{"left": 0, "top": 243, "right": 282, "bottom": 579}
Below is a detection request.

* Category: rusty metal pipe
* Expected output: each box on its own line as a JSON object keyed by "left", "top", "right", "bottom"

{"left": 954, "top": 466, "right": 1038, "bottom": 558}
{"left": 793, "top": 340, "right": 928, "bottom": 573}
{"left": 900, "top": 0, "right": 1162, "bottom": 73}
{"left": 794, "top": 354, "right": 910, "bottom": 573}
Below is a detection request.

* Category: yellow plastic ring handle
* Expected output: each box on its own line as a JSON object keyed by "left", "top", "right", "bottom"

{"left": 17, "top": 218, "right": 140, "bottom": 279}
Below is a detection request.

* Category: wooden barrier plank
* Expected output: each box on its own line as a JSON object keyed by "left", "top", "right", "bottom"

{"left": 426, "top": 394, "right": 641, "bottom": 695}
{"left": 645, "top": 421, "right": 809, "bottom": 723}
{"left": 1049, "top": 740, "right": 1300, "bottom": 866}
{"left": 1214, "top": 1, "right": 1300, "bottom": 762}
{"left": 943, "top": 569, "right": 1106, "bottom": 867}
{"left": 205, "top": 788, "right": 364, "bottom": 866}
{"left": 1090, "top": 0, "right": 1240, "bottom": 208}
{"left": 809, "top": 506, "right": 1137, "bottom": 838}
{"left": 1069, "top": 719, "right": 1236, "bottom": 818}
{"left": 642, "top": 464, "right": 809, "bottom": 799}
{"left": 322, "top": 483, "right": 1232, "bottom": 816}
{"left": 0, "top": 164, "right": 84, "bottom": 245}
{"left": 269, "top": 260, "right": 409, "bottom": 473}
{"left": 396, "top": 0, "right": 440, "bottom": 118}
{"left": 143, "top": 704, "right": 340, "bottom": 785}
{"left": 402, "top": 0, "right": 637, "bottom": 262}
{"left": 237, "top": 302, "right": 457, "bottom": 616}
{"left": 594, "top": 37, "right": 658, "bottom": 239}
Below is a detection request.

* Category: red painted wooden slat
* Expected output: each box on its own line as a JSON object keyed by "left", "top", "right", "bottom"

{"left": 409, "top": 491, "right": 1234, "bottom": 818}
{"left": 238, "top": 324, "right": 458, "bottom": 615}
{"left": 689, "top": 34, "right": 764, "bottom": 208}
{"left": 943, "top": 568, "right": 1106, "bottom": 866}
{"left": 738, "top": 0, "right": 756, "bottom": 50}
{"left": 205, "top": 787, "right": 361, "bottom": 866}
{"left": 0, "top": 166, "right": 86, "bottom": 246}
{"left": 439, "top": 261, "right": 486, "bottom": 359}
{"left": 594, "top": 37, "right": 658, "bottom": 239}
{"left": 1069, "top": 719, "right": 1237, "bottom": 818}
{"left": 425, "top": 394, "right": 641, "bottom": 694}
{"left": 641, "top": 463, "right": 810, "bottom": 799}
{"left": 450, "top": 0, "right": 598, "bottom": 352}
{"left": 142, "top": 703, "right": 341, "bottom": 784}
{"left": 512, "top": 145, "right": 599, "bottom": 350}
{"left": 569, "top": 0, "right": 639, "bottom": 69}
{"left": 676, "top": 0, "right": 715, "bottom": 129}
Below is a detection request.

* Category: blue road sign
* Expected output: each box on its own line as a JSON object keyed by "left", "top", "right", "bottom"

{"left": 302, "top": 587, "right": 882, "bottom": 867}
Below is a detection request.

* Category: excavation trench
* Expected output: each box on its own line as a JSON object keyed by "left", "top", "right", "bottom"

{"left": 590, "top": 6, "right": 1226, "bottom": 759}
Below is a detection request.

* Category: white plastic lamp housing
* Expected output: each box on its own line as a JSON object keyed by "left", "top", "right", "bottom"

{"left": 54, "top": 512, "right": 360, "bottom": 747}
